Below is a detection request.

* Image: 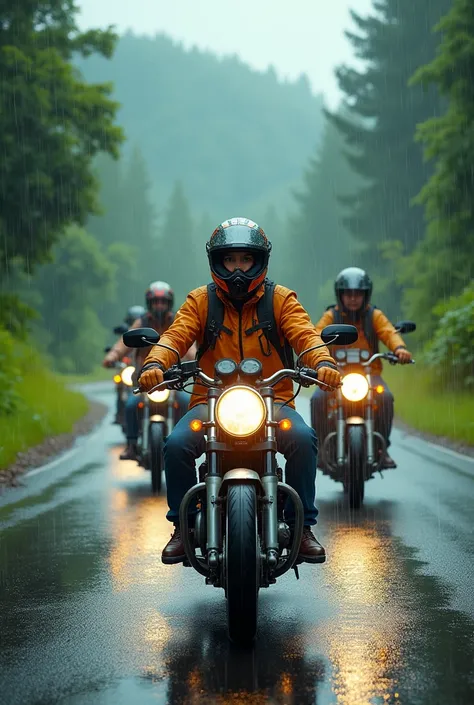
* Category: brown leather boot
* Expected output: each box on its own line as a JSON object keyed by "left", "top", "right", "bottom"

{"left": 162, "top": 525, "right": 190, "bottom": 565}
{"left": 298, "top": 527, "right": 326, "bottom": 564}
{"left": 119, "top": 442, "right": 138, "bottom": 461}
{"left": 382, "top": 452, "right": 397, "bottom": 469}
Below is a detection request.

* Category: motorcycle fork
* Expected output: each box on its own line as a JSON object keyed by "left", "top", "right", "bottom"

{"left": 365, "top": 373, "right": 375, "bottom": 465}
{"left": 261, "top": 389, "right": 279, "bottom": 570}
{"left": 167, "top": 391, "right": 174, "bottom": 432}
{"left": 142, "top": 398, "right": 150, "bottom": 453}
{"left": 205, "top": 391, "right": 221, "bottom": 570}
{"left": 336, "top": 387, "right": 346, "bottom": 468}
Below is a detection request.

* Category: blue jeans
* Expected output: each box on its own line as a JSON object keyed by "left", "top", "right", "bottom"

{"left": 125, "top": 391, "right": 189, "bottom": 441}
{"left": 163, "top": 404, "right": 319, "bottom": 527}
{"left": 310, "top": 374, "right": 394, "bottom": 447}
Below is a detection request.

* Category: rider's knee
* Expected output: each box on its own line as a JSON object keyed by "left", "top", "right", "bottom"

{"left": 125, "top": 394, "right": 139, "bottom": 410}
{"left": 291, "top": 421, "right": 317, "bottom": 451}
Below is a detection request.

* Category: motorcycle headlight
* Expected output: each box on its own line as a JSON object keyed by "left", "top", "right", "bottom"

{"left": 120, "top": 365, "right": 135, "bottom": 387}
{"left": 341, "top": 373, "right": 369, "bottom": 402}
{"left": 147, "top": 389, "right": 170, "bottom": 403}
{"left": 215, "top": 385, "right": 266, "bottom": 437}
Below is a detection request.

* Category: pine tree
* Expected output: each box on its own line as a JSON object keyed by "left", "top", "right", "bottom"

{"left": 286, "top": 113, "right": 363, "bottom": 318}
{"left": 122, "top": 145, "right": 160, "bottom": 291}
{"left": 87, "top": 154, "right": 127, "bottom": 247}
{"left": 158, "top": 181, "right": 201, "bottom": 307}
{"left": 326, "top": 0, "right": 451, "bottom": 313}
{"left": 401, "top": 0, "right": 474, "bottom": 338}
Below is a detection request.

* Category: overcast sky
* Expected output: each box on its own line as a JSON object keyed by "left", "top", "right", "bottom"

{"left": 76, "top": 0, "right": 374, "bottom": 108}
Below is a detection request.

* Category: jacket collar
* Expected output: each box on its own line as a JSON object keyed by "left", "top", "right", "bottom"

{"left": 215, "top": 282, "right": 265, "bottom": 310}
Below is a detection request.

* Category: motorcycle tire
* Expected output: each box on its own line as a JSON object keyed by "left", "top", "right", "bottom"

{"left": 225, "top": 483, "right": 260, "bottom": 645}
{"left": 149, "top": 423, "right": 164, "bottom": 493}
{"left": 344, "top": 425, "right": 366, "bottom": 509}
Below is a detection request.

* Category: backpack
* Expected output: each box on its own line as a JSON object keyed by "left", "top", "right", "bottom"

{"left": 198, "top": 280, "right": 295, "bottom": 369}
{"left": 326, "top": 304, "right": 379, "bottom": 354}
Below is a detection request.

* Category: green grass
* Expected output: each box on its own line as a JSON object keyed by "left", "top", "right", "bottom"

{"left": 59, "top": 366, "right": 113, "bottom": 385}
{"left": 0, "top": 368, "right": 89, "bottom": 469}
{"left": 384, "top": 365, "right": 474, "bottom": 445}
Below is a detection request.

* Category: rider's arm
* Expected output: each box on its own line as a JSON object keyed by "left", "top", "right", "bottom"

{"left": 277, "top": 287, "right": 337, "bottom": 370}
{"left": 105, "top": 317, "right": 143, "bottom": 363}
{"left": 373, "top": 309, "right": 406, "bottom": 352}
{"left": 142, "top": 289, "right": 203, "bottom": 370}
{"left": 182, "top": 341, "right": 198, "bottom": 361}
{"left": 313, "top": 308, "right": 335, "bottom": 335}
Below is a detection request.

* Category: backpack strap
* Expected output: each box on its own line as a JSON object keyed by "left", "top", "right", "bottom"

{"left": 326, "top": 304, "right": 342, "bottom": 324}
{"left": 245, "top": 280, "right": 294, "bottom": 369}
{"left": 197, "top": 283, "right": 233, "bottom": 360}
{"left": 326, "top": 304, "right": 378, "bottom": 353}
{"left": 363, "top": 305, "right": 379, "bottom": 354}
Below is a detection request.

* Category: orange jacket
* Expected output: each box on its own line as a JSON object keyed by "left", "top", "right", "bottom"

{"left": 143, "top": 284, "right": 336, "bottom": 409}
{"left": 314, "top": 306, "right": 406, "bottom": 374}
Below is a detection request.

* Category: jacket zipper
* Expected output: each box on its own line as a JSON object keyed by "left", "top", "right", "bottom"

{"left": 238, "top": 309, "right": 244, "bottom": 360}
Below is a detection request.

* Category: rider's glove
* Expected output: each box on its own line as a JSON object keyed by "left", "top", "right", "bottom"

{"left": 138, "top": 363, "right": 164, "bottom": 392}
{"left": 316, "top": 363, "right": 342, "bottom": 390}
{"left": 103, "top": 351, "right": 118, "bottom": 368}
{"left": 394, "top": 346, "right": 413, "bottom": 364}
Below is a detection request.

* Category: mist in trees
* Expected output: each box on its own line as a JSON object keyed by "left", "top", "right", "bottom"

{"left": 1, "top": 0, "right": 472, "bottom": 384}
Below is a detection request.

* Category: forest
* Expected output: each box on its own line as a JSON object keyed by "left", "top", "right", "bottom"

{"left": 1, "top": 0, "right": 473, "bottom": 463}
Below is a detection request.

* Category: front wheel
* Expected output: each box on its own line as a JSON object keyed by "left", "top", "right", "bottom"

{"left": 149, "top": 423, "right": 164, "bottom": 493}
{"left": 225, "top": 484, "right": 260, "bottom": 645}
{"left": 344, "top": 425, "right": 366, "bottom": 509}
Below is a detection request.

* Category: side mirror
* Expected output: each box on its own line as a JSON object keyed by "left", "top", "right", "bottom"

{"left": 394, "top": 320, "right": 416, "bottom": 334}
{"left": 113, "top": 324, "right": 128, "bottom": 336}
{"left": 123, "top": 327, "right": 160, "bottom": 348}
{"left": 321, "top": 324, "right": 358, "bottom": 346}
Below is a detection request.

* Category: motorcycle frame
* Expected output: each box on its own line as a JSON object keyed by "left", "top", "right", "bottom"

{"left": 324, "top": 357, "right": 386, "bottom": 478}
{"left": 139, "top": 391, "right": 174, "bottom": 461}
{"left": 178, "top": 383, "right": 305, "bottom": 587}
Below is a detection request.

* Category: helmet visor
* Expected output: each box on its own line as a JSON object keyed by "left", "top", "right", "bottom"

{"left": 209, "top": 223, "right": 268, "bottom": 251}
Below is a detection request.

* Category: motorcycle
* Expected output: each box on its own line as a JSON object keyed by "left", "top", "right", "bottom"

{"left": 124, "top": 322, "right": 357, "bottom": 644}
{"left": 104, "top": 343, "right": 135, "bottom": 433}
{"left": 135, "top": 383, "right": 178, "bottom": 493}
{"left": 106, "top": 344, "right": 173, "bottom": 493}
{"left": 319, "top": 320, "right": 416, "bottom": 509}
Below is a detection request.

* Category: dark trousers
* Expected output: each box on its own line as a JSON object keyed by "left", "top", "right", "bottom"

{"left": 310, "top": 374, "right": 394, "bottom": 449}
{"left": 125, "top": 391, "right": 189, "bottom": 441}
{"left": 163, "top": 404, "right": 319, "bottom": 527}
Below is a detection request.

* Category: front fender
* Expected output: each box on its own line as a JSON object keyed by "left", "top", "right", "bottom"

{"left": 346, "top": 416, "right": 365, "bottom": 425}
{"left": 219, "top": 469, "right": 263, "bottom": 496}
{"left": 149, "top": 414, "right": 166, "bottom": 424}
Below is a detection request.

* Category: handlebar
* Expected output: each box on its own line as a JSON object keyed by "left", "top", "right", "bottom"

{"left": 134, "top": 365, "right": 338, "bottom": 395}
{"left": 361, "top": 351, "right": 415, "bottom": 367}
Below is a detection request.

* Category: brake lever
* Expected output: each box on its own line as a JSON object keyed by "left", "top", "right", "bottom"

{"left": 299, "top": 368, "right": 340, "bottom": 392}
{"left": 133, "top": 378, "right": 180, "bottom": 395}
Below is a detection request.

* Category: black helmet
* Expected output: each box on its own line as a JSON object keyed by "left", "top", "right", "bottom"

{"left": 335, "top": 267, "right": 373, "bottom": 310}
{"left": 206, "top": 217, "right": 272, "bottom": 300}
{"left": 125, "top": 305, "right": 146, "bottom": 326}
{"left": 145, "top": 281, "right": 174, "bottom": 311}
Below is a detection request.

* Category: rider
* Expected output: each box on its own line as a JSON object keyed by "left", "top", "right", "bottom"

{"left": 103, "top": 281, "right": 193, "bottom": 460}
{"left": 310, "top": 267, "right": 413, "bottom": 469}
{"left": 124, "top": 305, "right": 146, "bottom": 328}
{"left": 109, "top": 305, "right": 146, "bottom": 424}
{"left": 137, "top": 217, "right": 342, "bottom": 565}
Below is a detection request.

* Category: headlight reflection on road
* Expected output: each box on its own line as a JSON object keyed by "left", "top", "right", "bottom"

{"left": 323, "top": 525, "right": 406, "bottom": 705}
{"left": 107, "top": 489, "right": 176, "bottom": 593}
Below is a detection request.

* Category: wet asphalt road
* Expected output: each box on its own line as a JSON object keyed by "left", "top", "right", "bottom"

{"left": 0, "top": 383, "right": 473, "bottom": 705}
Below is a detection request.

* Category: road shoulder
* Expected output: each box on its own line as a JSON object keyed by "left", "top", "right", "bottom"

{"left": 0, "top": 399, "right": 108, "bottom": 490}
